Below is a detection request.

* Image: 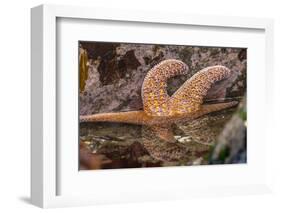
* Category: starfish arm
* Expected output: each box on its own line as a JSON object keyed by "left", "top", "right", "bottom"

{"left": 141, "top": 59, "right": 188, "bottom": 116}
{"left": 170, "top": 65, "right": 232, "bottom": 114}
{"left": 80, "top": 110, "right": 149, "bottom": 125}
{"left": 189, "top": 101, "right": 238, "bottom": 119}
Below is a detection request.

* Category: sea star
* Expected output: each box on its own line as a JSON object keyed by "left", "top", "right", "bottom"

{"left": 80, "top": 59, "right": 238, "bottom": 161}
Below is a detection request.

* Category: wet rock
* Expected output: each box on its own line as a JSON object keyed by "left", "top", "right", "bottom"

{"left": 177, "top": 136, "right": 192, "bottom": 143}
{"left": 193, "top": 157, "right": 203, "bottom": 165}
{"left": 238, "top": 49, "right": 247, "bottom": 62}
{"left": 98, "top": 48, "right": 141, "bottom": 85}
{"left": 79, "top": 142, "right": 112, "bottom": 170}
{"left": 130, "top": 141, "right": 149, "bottom": 160}
{"left": 210, "top": 98, "right": 247, "bottom": 164}
{"left": 138, "top": 155, "right": 162, "bottom": 168}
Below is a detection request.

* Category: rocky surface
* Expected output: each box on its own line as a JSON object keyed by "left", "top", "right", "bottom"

{"left": 79, "top": 42, "right": 246, "bottom": 115}
{"left": 79, "top": 42, "right": 247, "bottom": 169}
{"left": 210, "top": 98, "right": 247, "bottom": 164}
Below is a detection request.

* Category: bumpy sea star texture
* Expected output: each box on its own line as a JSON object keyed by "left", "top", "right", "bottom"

{"left": 142, "top": 60, "right": 232, "bottom": 116}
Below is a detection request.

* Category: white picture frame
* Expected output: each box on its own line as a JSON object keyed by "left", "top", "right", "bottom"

{"left": 31, "top": 4, "right": 274, "bottom": 208}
